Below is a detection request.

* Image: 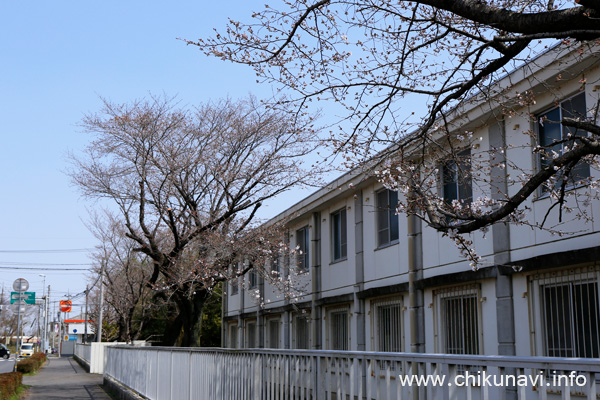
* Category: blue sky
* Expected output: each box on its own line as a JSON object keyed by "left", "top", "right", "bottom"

{"left": 0, "top": 1, "right": 292, "bottom": 313}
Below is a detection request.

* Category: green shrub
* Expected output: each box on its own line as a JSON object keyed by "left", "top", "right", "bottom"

{"left": 0, "top": 372, "right": 22, "bottom": 400}
{"left": 16, "top": 359, "right": 36, "bottom": 374}
{"left": 30, "top": 353, "right": 46, "bottom": 369}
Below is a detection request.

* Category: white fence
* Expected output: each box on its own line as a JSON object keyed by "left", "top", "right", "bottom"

{"left": 104, "top": 346, "right": 600, "bottom": 400}
{"left": 75, "top": 342, "right": 132, "bottom": 374}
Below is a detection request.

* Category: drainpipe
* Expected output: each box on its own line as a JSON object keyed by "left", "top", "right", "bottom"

{"left": 221, "top": 281, "right": 227, "bottom": 347}
{"left": 407, "top": 186, "right": 425, "bottom": 400}
{"left": 310, "top": 212, "right": 322, "bottom": 350}
{"left": 353, "top": 191, "right": 365, "bottom": 351}
{"left": 407, "top": 191, "right": 425, "bottom": 354}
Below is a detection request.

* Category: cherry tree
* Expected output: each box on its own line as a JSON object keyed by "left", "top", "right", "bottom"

{"left": 70, "top": 95, "right": 320, "bottom": 346}
{"left": 190, "top": 0, "right": 600, "bottom": 266}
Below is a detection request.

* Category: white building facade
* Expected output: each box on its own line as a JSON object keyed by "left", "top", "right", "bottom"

{"left": 222, "top": 44, "right": 600, "bottom": 362}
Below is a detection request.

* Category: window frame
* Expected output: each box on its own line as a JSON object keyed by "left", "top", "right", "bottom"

{"left": 245, "top": 319, "right": 257, "bottom": 348}
{"left": 371, "top": 296, "right": 404, "bottom": 353}
{"left": 537, "top": 91, "right": 590, "bottom": 194}
{"left": 331, "top": 208, "right": 348, "bottom": 262}
{"left": 433, "top": 284, "right": 482, "bottom": 355}
{"left": 228, "top": 322, "right": 238, "bottom": 349}
{"left": 441, "top": 149, "right": 473, "bottom": 207}
{"left": 326, "top": 306, "right": 350, "bottom": 350}
{"left": 292, "top": 313, "right": 311, "bottom": 349}
{"left": 248, "top": 266, "right": 258, "bottom": 289}
{"left": 528, "top": 266, "right": 600, "bottom": 358}
{"left": 296, "top": 226, "right": 310, "bottom": 272}
{"left": 230, "top": 264, "right": 239, "bottom": 296}
{"left": 266, "top": 317, "right": 281, "bottom": 349}
{"left": 375, "top": 189, "right": 400, "bottom": 248}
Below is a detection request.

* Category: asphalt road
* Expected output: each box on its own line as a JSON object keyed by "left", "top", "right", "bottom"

{"left": 0, "top": 357, "right": 18, "bottom": 373}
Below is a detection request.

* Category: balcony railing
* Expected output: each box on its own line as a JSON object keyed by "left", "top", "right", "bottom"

{"left": 103, "top": 346, "right": 600, "bottom": 400}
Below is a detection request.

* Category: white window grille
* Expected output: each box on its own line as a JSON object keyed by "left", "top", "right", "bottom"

{"left": 267, "top": 318, "right": 280, "bottom": 349}
{"left": 327, "top": 307, "right": 350, "bottom": 350}
{"left": 529, "top": 266, "right": 600, "bottom": 358}
{"left": 372, "top": 297, "right": 403, "bottom": 353}
{"left": 292, "top": 313, "right": 310, "bottom": 349}
{"left": 245, "top": 320, "right": 257, "bottom": 348}
{"left": 228, "top": 323, "right": 238, "bottom": 349}
{"left": 434, "top": 284, "right": 481, "bottom": 355}
{"left": 376, "top": 189, "right": 400, "bottom": 247}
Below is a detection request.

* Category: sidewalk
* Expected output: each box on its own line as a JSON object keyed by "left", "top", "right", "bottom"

{"left": 22, "top": 355, "right": 112, "bottom": 400}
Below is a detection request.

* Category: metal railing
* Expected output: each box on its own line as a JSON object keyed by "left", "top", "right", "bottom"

{"left": 104, "top": 346, "right": 600, "bottom": 400}
{"left": 74, "top": 343, "right": 91, "bottom": 365}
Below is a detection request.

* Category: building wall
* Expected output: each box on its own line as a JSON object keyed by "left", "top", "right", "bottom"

{"left": 223, "top": 46, "right": 600, "bottom": 358}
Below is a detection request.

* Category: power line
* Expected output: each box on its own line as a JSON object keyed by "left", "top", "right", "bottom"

{"left": 0, "top": 266, "right": 89, "bottom": 271}
{"left": 0, "top": 248, "right": 93, "bottom": 253}
{"left": 0, "top": 262, "right": 91, "bottom": 266}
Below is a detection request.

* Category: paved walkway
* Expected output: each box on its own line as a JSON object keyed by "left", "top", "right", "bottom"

{"left": 22, "top": 356, "right": 112, "bottom": 400}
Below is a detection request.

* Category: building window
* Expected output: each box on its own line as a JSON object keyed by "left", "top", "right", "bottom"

{"left": 248, "top": 267, "right": 257, "bottom": 289}
{"left": 292, "top": 314, "right": 310, "bottom": 349}
{"left": 296, "top": 227, "right": 310, "bottom": 272}
{"left": 228, "top": 323, "right": 238, "bottom": 348}
{"left": 529, "top": 266, "right": 599, "bottom": 358}
{"left": 270, "top": 255, "right": 280, "bottom": 275}
{"left": 442, "top": 149, "right": 472, "bottom": 206}
{"left": 245, "top": 320, "right": 257, "bottom": 348}
{"left": 331, "top": 209, "right": 347, "bottom": 262}
{"left": 327, "top": 307, "right": 349, "bottom": 350}
{"left": 230, "top": 264, "right": 239, "bottom": 295}
{"left": 376, "top": 189, "right": 399, "bottom": 247}
{"left": 267, "top": 318, "right": 280, "bottom": 349}
{"left": 538, "top": 92, "right": 589, "bottom": 192}
{"left": 435, "top": 285, "right": 481, "bottom": 355}
{"left": 372, "top": 297, "right": 403, "bottom": 352}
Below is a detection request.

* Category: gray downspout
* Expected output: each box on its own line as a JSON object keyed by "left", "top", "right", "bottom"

{"left": 490, "top": 121, "right": 516, "bottom": 400}
{"left": 408, "top": 186, "right": 425, "bottom": 400}
{"left": 311, "top": 212, "right": 322, "bottom": 350}
{"left": 353, "top": 191, "right": 366, "bottom": 351}
{"left": 221, "top": 281, "right": 227, "bottom": 347}
{"left": 257, "top": 275, "right": 265, "bottom": 348}
{"left": 238, "top": 271, "right": 245, "bottom": 348}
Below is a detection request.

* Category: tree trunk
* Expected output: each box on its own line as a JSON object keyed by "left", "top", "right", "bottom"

{"left": 175, "top": 288, "right": 211, "bottom": 347}
{"left": 161, "top": 311, "right": 184, "bottom": 346}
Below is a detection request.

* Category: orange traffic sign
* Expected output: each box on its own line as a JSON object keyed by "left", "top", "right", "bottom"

{"left": 59, "top": 300, "right": 72, "bottom": 312}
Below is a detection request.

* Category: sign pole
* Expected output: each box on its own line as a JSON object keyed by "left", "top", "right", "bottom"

{"left": 14, "top": 303, "right": 21, "bottom": 371}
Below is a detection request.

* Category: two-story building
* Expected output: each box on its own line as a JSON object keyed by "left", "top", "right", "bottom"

{"left": 222, "top": 43, "right": 600, "bottom": 362}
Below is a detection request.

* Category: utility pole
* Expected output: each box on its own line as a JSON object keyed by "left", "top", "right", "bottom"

{"left": 97, "top": 265, "right": 104, "bottom": 342}
{"left": 84, "top": 285, "right": 88, "bottom": 344}
{"left": 46, "top": 285, "right": 50, "bottom": 353}
{"left": 38, "top": 274, "right": 46, "bottom": 353}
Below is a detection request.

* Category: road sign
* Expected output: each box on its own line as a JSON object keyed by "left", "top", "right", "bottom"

{"left": 11, "top": 301, "right": 26, "bottom": 313}
{"left": 59, "top": 300, "right": 72, "bottom": 312}
{"left": 12, "top": 278, "right": 29, "bottom": 292}
{"left": 10, "top": 292, "right": 35, "bottom": 305}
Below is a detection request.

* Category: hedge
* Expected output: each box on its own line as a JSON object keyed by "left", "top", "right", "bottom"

{"left": 16, "top": 352, "right": 46, "bottom": 374}
{"left": 0, "top": 372, "right": 22, "bottom": 400}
